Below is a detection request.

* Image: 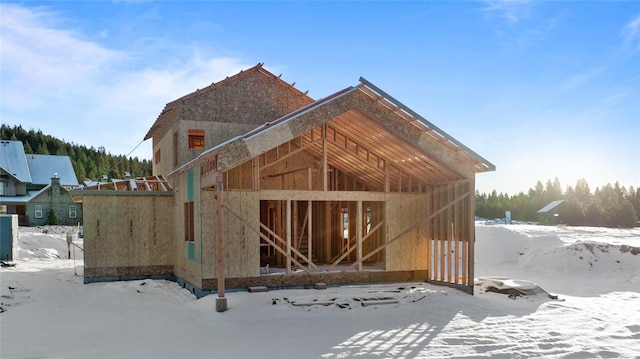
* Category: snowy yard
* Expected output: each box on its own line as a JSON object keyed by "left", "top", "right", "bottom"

{"left": 1, "top": 224, "right": 639, "bottom": 358}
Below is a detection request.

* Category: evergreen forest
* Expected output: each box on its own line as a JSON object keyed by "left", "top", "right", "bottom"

{"left": 476, "top": 178, "right": 639, "bottom": 228}
{"left": 1, "top": 124, "right": 152, "bottom": 183}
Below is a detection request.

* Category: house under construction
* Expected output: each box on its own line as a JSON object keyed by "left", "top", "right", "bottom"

{"left": 74, "top": 64, "right": 495, "bottom": 297}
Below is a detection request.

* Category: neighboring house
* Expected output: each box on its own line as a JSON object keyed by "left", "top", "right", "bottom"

{"left": 537, "top": 200, "right": 567, "bottom": 225}
{"left": 0, "top": 140, "right": 81, "bottom": 226}
{"left": 76, "top": 64, "right": 495, "bottom": 296}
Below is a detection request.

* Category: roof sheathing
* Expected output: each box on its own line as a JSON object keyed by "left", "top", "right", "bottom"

{"left": 358, "top": 77, "right": 495, "bottom": 173}
{"left": 172, "top": 86, "right": 360, "bottom": 176}
{"left": 175, "top": 76, "right": 494, "bottom": 185}
{"left": 144, "top": 63, "right": 313, "bottom": 141}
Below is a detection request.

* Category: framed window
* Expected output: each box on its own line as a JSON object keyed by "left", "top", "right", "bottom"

{"left": 154, "top": 149, "right": 161, "bottom": 164}
{"left": 188, "top": 129, "right": 205, "bottom": 149}
{"left": 184, "top": 202, "right": 195, "bottom": 242}
{"left": 69, "top": 205, "right": 77, "bottom": 219}
{"left": 0, "top": 181, "right": 4, "bottom": 195}
{"left": 35, "top": 204, "right": 43, "bottom": 219}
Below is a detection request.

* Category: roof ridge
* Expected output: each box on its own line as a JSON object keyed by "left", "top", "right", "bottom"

{"left": 144, "top": 63, "right": 313, "bottom": 141}
{"left": 164, "top": 63, "right": 264, "bottom": 109}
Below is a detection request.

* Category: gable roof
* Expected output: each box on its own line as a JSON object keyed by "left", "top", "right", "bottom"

{"left": 144, "top": 63, "right": 313, "bottom": 141}
{"left": 537, "top": 200, "right": 565, "bottom": 213}
{"left": 26, "top": 154, "right": 79, "bottom": 186}
{"left": 0, "top": 140, "right": 32, "bottom": 183}
{"left": 175, "top": 77, "right": 495, "bottom": 186}
{"left": 0, "top": 140, "right": 79, "bottom": 187}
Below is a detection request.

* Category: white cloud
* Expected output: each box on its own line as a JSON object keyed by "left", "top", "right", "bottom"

{"left": 0, "top": 4, "right": 125, "bottom": 104}
{"left": 0, "top": 3, "right": 251, "bottom": 159}
{"left": 623, "top": 13, "right": 640, "bottom": 50}
{"left": 558, "top": 67, "right": 607, "bottom": 92}
{"left": 480, "top": 0, "right": 534, "bottom": 24}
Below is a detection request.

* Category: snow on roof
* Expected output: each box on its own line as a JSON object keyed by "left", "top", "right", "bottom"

{"left": 537, "top": 200, "right": 565, "bottom": 213}
{"left": 26, "top": 154, "right": 79, "bottom": 186}
{"left": 0, "top": 140, "right": 32, "bottom": 183}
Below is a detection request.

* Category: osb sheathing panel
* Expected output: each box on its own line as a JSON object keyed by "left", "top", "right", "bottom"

{"left": 173, "top": 168, "right": 203, "bottom": 286}
{"left": 151, "top": 70, "right": 312, "bottom": 177}
{"left": 83, "top": 195, "right": 174, "bottom": 277}
{"left": 148, "top": 69, "right": 312, "bottom": 139}
{"left": 384, "top": 193, "right": 431, "bottom": 271}
{"left": 179, "top": 71, "right": 312, "bottom": 126}
{"left": 259, "top": 150, "right": 321, "bottom": 191}
{"left": 152, "top": 123, "right": 176, "bottom": 176}
{"left": 174, "top": 120, "right": 258, "bottom": 173}
{"left": 201, "top": 190, "right": 260, "bottom": 279}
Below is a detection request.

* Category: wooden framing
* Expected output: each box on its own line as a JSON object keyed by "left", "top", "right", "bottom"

{"left": 170, "top": 76, "right": 492, "bottom": 293}
{"left": 79, "top": 66, "right": 494, "bottom": 296}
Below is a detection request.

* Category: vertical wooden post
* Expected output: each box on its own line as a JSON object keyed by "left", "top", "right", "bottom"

{"left": 252, "top": 157, "right": 259, "bottom": 191}
{"left": 357, "top": 200, "right": 363, "bottom": 272}
{"left": 293, "top": 200, "right": 298, "bottom": 263}
{"left": 215, "top": 177, "right": 227, "bottom": 312}
{"left": 451, "top": 183, "right": 462, "bottom": 284}
{"left": 426, "top": 186, "right": 432, "bottom": 280}
{"left": 448, "top": 183, "right": 453, "bottom": 284}
{"left": 462, "top": 181, "right": 468, "bottom": 285}
{"left": 468, "top": 179, "right": 475, "bottom": 289}
{"left": 322, "top": 124, "right": 328, "bottom": 192}
{"left": 286, "top": 199, "right": 292, "bottom": 274}
{"left": 438, "top": 185, "right": 443, "bottom": 281}
{"left": 307, "top": 200, "right": 313, "bottom": 268}
{"left": 324, "top": 201, "right": 331, "bottom": 262}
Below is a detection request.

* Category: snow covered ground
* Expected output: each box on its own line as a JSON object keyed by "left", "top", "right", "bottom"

{"left": 1, "top": 224, "right": 639, "bottom": 358}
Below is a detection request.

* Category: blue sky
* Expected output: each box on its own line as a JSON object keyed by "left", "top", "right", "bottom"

{"left": 1, "top": 1, "right": 638, "bottom": 195}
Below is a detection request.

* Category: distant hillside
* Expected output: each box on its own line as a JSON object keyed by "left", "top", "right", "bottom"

{"left": 1, "top": 124, "right": 152, "bottom": 183}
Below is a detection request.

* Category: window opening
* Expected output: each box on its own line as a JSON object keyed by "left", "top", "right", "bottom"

{"left": 184, "top": 202, "right": 195, "bottom": 241}
{"left": 188, "top": 129, "right": 205, "bottom": 149}
{"left": 35, "top": 204, "right": 43, "bottom": 219}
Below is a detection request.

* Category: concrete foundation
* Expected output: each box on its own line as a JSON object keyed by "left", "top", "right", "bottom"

{"left": 215, "top": 297, "right": 228, "bottom": 312}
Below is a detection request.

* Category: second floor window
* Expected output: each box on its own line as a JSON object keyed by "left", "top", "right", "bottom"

{"left": 188, "top": 129, "right": 205, "bottom": 149}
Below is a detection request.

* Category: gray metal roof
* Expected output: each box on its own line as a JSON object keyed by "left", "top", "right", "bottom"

{"left": 0, "top": 140, "right": 32, "bottom": 183}
{"left": 0, "top": 190, "right": 40, "bottom": 204}
{"left": 537, "top": 200, "right": 565, "bottom": 213}
{"left": 26, "top": 154, "right": 79, "bottom": 186}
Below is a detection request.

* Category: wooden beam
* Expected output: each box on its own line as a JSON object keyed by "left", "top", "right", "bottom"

{"left": 259, "top": 190, "right": 387, "bottom": 202}
{"left": 286, "top": 199, "right": 291, "bottom": 274}
{"left": 357, "top": 200, "right": 363, "bottom": 272}
{"left": 263, "top": 166, "right": 318, "bottom": 179}
{"left": 259, "top": 137, "right": 320, "bottom": 171}
{"left": 259, "top": 222, "right": 322, "bottom": 273}
{"left": 322, "top": 124, "right": 328, "bottom": 192}
{"left": 467, "top": 179, "right": 475, "bottom": 287}
{"left": 343, "top": 187, "right": 472, "bottom": 272}
{"left": 216, "top": 180, "right": 225, "bottom": 299}
{"left": 328, "top": 220, "right": 383, "bottom": 270}
{"left": 307, "top": 200, "right": 313, "bottom": 266}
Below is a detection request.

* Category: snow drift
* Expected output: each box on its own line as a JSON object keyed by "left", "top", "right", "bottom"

{"left": 1, "top": 224, "right": 639, "bottom": 358}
